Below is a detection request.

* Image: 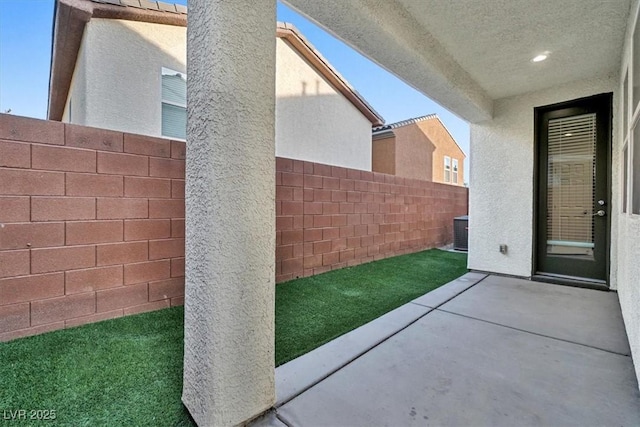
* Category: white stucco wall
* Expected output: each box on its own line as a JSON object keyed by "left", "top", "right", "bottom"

{"left": 616, "top": 0, "right": 640, "bottom": 388}
{"left": 63, "top": 19, "right": 186, "bottom": 137}
{"left": 62, "top": 20, "right": 373, "bottom": 170}
{"left": 274, "top": 38, "right": 373, "bottom": 170}
{"left": 468, "top": 76, "right": 618, "bottom": 279}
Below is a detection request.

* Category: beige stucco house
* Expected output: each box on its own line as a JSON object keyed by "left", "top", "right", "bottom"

{"left": 48, "top": 0, "right": 383, "bottom": 171}
{"left": 372, "top": 114, "right": 466, "bottom": 185}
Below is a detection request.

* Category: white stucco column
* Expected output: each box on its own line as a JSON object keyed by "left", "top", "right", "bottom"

{"left": 182, "top": 1, "right": 276, "bottom": 426}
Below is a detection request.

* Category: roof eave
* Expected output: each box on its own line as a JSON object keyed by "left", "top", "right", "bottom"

{"left": 48, "top": 0, "right": 93, "bottom": 121}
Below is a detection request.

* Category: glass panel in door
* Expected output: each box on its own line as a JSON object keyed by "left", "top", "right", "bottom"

{"left": 546, "top": 113, "right": 596, "bottom": 259}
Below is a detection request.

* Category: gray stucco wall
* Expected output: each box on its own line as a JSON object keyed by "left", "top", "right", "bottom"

{"left": 468, "top": 76, "right": 618, "bottom": 279}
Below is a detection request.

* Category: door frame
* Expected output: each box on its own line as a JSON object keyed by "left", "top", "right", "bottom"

{"left": 532, "top": 93, "right": 612, "bottom": 289}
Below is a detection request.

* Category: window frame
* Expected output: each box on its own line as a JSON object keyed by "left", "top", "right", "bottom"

{"left": 444, "top": 156, "right": 451, "bottom": 183}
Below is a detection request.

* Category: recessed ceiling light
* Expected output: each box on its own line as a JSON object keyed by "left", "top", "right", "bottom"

{"left": 532, "top": 53, "right": 549, "bottom": 63}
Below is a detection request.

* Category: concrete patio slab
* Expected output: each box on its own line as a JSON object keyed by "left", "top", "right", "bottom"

{"left": 411, "top": 271, "right": 487, "bottom": 308}
{"left": 439, "top": 275, "right": 631, "bottom": 355}
{"left": 274, "top": 272, "right": 488, "bottom": 406}
{"left": 277, "top": 309, "right": 640, "bottom": 426}
{"left": 275, "top": 302, "right": 432, "bottom": 405}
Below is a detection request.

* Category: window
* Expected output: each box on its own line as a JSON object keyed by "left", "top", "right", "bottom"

{"left": 633, "top": 119, "right": 640, "bottom": 214}
{"left": 444, "top": 156, "right": 451, "bottom": 182}
{"left": 452, "top": 159, "right": 459, "bottom": 184}
{"left": 161, "top": 68, "right": 187, "bottom": 140}
{"left": 623, "top": 66, "right": 630, "bottom": 213}
{"left": 623, "top": 142, "right": 629, "bottom": 213}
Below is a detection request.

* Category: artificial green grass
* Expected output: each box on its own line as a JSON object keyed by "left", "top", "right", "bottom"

{"left": 0, "top": 249, "right": 466, "bottom": 426}
{"left": 0, "top": 307, "right": 193, "bottom": 426}
{"left": 275, "top": 249, "right": 468, "bottom": 364}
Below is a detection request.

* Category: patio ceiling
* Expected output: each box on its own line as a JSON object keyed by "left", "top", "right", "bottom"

{"left": 284, "top": 0, "right": 631, "bottom": 123}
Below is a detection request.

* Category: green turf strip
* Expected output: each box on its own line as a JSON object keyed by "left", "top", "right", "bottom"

{"left": 0, "top": 249, "right": 466, "bottom": 426}
{"left": 275, "top": 249, "right": 467, "bottom": 364}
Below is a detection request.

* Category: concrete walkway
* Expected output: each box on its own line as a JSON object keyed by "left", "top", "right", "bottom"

{"left": 253, "top": 273, "right": 640, "bottom": 427}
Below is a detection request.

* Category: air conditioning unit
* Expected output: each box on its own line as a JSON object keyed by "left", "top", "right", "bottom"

{"left": 453, "top": 215, "right": 468, "bottom": 251}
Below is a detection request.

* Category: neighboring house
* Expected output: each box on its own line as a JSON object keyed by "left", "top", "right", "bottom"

{"left": 371, "top": 114, "right": 466, "bottom": 185}
{"left": 48, "top": 0, "right": 383, "bottom": 171}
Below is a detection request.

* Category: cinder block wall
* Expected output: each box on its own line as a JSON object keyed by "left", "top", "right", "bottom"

{"left": 0, "top": 114, "right": 185, "bottom": 341}
{"left": 275, "top": 158, "right": 468, "bottom": 282}
{"left": 0, "top": 114, "right": 467, "bottom": 341}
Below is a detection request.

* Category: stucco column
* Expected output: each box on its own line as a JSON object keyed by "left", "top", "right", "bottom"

{"left": 182, "top": 1, "right": 276, "bottom": 426}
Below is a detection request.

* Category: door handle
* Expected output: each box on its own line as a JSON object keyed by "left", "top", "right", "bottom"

{"left": 593, "top": 210, "right": 606, "bottom": 217}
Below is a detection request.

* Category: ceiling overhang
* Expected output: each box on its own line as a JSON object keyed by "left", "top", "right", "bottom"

{"left": 284, "top": 0, "right": 631, "bottom": 124}
{"left": 283, "top": 0, "right": 494, "bottom": 123}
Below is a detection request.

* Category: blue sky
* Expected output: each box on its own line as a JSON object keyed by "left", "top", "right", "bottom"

{"left": 0, "top": 0, "right": 470, "bottom": 176}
